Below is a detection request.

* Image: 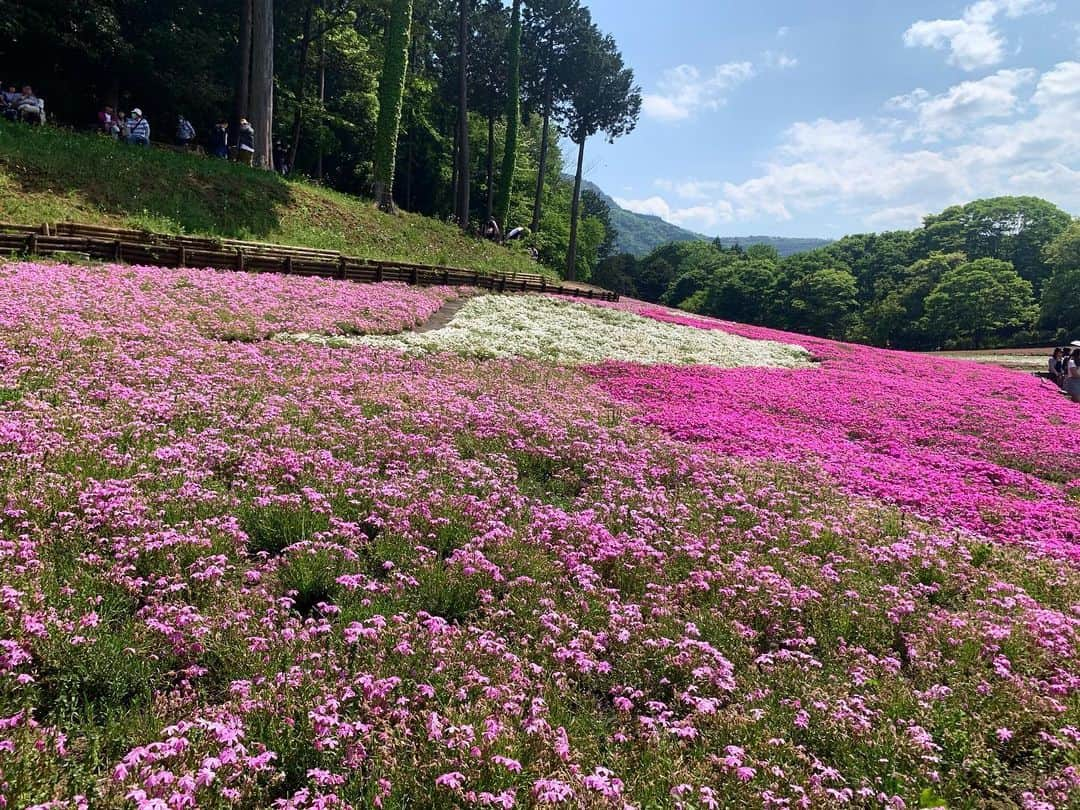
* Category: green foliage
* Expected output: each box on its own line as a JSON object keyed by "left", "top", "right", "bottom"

{"left": 1040, "top": 220, "right": 1080, "bottom": 338}
{"left": 864, "top": 253, "right": 965, "bottom": 347}
{"left": 920, "top": 197, "right": 1071, "bottom": 291}
{"left": 924, "top": 258, "right": 1038, "bottom": 348}
{"left": 279, "top": 549, "right": 344, "bottom": 617}
{"left": 784, "top": 265, "right": 861, "bottom": 340}
{"left": 240, "top": 499, "right": 331, "bottom": 557}
{"left": 615, "top": 197, "right": 1071, "bottom": 349}
{"left": 593, "top": 253, "right": 639, "bottom": 297}
{"left": 697, "top": 259, "right": 782, "bottom": 325}
{"left": 581, "top": 188, "right": 616, "bottom": 262}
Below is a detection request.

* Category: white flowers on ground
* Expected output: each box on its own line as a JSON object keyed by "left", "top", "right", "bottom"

{"left": 284, "top": 294, "right": 812, "bottom": 368}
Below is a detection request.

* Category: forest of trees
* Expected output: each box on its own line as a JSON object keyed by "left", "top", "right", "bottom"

{"left": 596, "top": 196, "right": 1080, "bottom": 350}
{"left": 0, "top": 0, "right": 640, "bottom": 279}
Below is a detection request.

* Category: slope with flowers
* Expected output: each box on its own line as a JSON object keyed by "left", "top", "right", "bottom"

{"left": 1, "top": 263, "right": 1079, "bottom": 810}
{"left": 589, "top": 303, "right": 1080, "bottom": 558}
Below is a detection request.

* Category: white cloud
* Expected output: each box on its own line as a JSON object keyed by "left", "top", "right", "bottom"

{"left": 888, "top": 68, "right": 1038, "bottom": 139}
{"left": 655, "top": 178, "right": 725, "bottom": 201}
{"left": 642, "top": 62, "right": 755, "bottom": 122}
{"left": 634, "top": 62, "right": 1080, "bottom": 235}
{"left": 776, "top": 26, "right": 790, "bottom": 38}
{"left": 762, "top": 50, "right": 799, "bottom": 70}
{"left": 614, "top": 195, "right": 675, "bottom": 220}
{"left": 616, "top": 194, "right": 734, "bottom": 230}
{"left": 886, "top": 88, "right": 932, "bottom": 111}
{"left": 903, "top": 0, "right": 1055, "bottom": 70}
{"left": 1031, "top": 59, "right": 1080, "bottom": 108}
{"left": 863, "top": 204, "right": 935, "bottom": 231}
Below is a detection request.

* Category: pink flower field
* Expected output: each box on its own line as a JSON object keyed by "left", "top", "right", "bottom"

{"left": 1, "top": 262, "right": 1080, "bottom": 810}
{"left": 590, "top": 303, "right": 1080, "bottom": 558}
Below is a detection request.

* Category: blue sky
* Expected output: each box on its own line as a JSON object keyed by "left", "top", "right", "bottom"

{"left": 570, "top": 0, "right": 1080, "bottom": 238}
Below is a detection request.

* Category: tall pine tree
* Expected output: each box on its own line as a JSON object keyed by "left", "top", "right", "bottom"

{"left": 494, "top": 0, "right": 522, "bottom": 231}
{"left": 563, "top": 25, "right": 640, "bottom": 280}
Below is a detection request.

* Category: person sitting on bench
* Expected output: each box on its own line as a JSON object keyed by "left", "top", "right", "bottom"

{"left": 15, "top": 86, "right": 45, "bottom": 125}
{"left": 1, "top": 85, "right": 19, "bottom": 120}
{"left": 1049, "top": 348, "right": 1065, "bottom": 387}
{"left": 98, "top": 105, "right": 116, "bottom": 134}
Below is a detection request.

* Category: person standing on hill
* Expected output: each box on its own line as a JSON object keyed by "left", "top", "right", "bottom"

{"left": 126, "top": 108, "right": 150, "bottom": 146}
{"left": 210, "top": 120, "right": 229, "bottom": 158}
{"left": 237, "top": 118, "right": 256, "bottom": 166}
{"left": 176, "top": 115, "right": 196, "bottom": 149}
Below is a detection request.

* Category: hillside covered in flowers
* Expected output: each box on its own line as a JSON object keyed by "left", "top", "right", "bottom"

{"left": 2, "top": 262, "right": 1079, "bottom": 810}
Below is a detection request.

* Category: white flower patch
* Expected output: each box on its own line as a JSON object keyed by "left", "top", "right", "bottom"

{"left": 284, "top": 295, "right": 812, "bottom": 368}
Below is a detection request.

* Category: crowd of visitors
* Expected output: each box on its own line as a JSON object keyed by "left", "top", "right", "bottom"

{"left": 96, "top": 106, "right": 151, "bottom": 145}
{"left": 91, "top": 105, "right": 289, "bottom": 174}
{"left": 1, "top": 80, "right": 277, "bottom": 172}
{"left": 1049, "top": 345, "right": 1080, "bottom": 402}
{"left": 2, "top": 84, "right": 45, "bottom": 125}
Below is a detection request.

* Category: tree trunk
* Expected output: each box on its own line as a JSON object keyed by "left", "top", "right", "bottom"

{"left": 531, "top": 82, "right": 552, "bottom": 232}
{"left": 405, "top": 134, "right": 414, "bottom": 210}
{"left": 250, "top": 0, "right": 274, "bottom": 169}
{"left": 107, "top": 78, "right": 120, "bottom": 112}
{"left": 454, "top": 0, "right": 470, "bottom": 229}
{"left": 315, "top": 23, "right": 326, "bottom": 182}
{"left": 566, "top": 136, "right": 586, "bottom": 281}
{"left": 233, "top": 0, "right": 253, "bottom": 147}
{"left": 287, "top": 0, "right": 315, "bottom": 172}
{"left": 485, "top": 113, "right": 495, "bottom": 221}
{"left": 372, "top": 0, "right": 415, "bottom": 210}
{"left": 494, "top": 0, "right": 522, "bottom": 231}
{"left": 450, "top": 122, "right": 459, "bottom": 216}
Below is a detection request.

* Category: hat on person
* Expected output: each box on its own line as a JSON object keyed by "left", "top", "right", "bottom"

{"left": 1070, "top": 340, "right": 1080, "bottom": 348}
{"left": 132, "top": 108, "right": 143, "bottom": 116}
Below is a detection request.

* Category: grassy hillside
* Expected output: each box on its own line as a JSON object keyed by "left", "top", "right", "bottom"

{"left": 0, "top": 122, "right": 545, "bottom": 275}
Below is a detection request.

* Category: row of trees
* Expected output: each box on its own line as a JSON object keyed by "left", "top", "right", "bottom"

{"left": 1, "top": 0, "right": 641, "bottom": 279}
{"left": 370, "top": 0, "right": 639, "bottom": 277}
{"left": 596, "top": 197, "right": 1078, "bottom": 349}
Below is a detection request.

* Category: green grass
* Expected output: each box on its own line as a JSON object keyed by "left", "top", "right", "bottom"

{"left": 0, "top": 122, "right": 549, "bottom": 276}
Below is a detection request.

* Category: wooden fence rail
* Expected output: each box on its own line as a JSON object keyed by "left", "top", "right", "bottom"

{"left": 0, "top": 221, "right": 619, "bottom": 302}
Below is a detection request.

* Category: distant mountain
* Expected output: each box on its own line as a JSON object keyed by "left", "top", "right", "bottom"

{"left": 581, "top": 180, "right": 832, "bottom": 258}
{"left": 713, "top": 235, "right": 836, "bottom": 257}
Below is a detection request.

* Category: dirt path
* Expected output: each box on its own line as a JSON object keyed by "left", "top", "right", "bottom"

{"left": 413, "top": 295, "right": 475, "bottom": 333}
